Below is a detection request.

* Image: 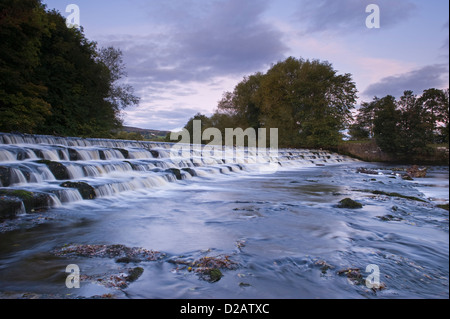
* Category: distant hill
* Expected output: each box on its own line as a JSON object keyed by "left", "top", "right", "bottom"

{"left": 122, "top": 126, "right": 171, "bottom": 140}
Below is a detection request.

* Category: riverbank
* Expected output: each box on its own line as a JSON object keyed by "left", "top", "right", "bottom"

{"left": 336, "top": 140, "right": 449, "bottom": 166}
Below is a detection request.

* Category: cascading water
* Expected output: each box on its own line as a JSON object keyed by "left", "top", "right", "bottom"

{"left": 0, "top": 132, "right": 353, "bottom": 217}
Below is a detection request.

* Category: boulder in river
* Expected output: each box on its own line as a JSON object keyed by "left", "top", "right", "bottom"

{"left": 337, "top": 198, "right": 363, "bottom": 209}
{"left": 0, "top": 189, "right": 52, "bottom": 219}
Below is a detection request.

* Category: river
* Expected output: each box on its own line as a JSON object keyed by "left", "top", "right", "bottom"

{"left": 0, "top": 133, "right": 448, "bottom": 299}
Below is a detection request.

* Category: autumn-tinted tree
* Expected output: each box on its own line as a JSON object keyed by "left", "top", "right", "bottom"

{"left": 213, "top": 57, "right": 358, "bottom": 148}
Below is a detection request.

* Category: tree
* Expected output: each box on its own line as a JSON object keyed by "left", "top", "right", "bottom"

{"left": 397, "top": 90, "right": 431, "bottom": 154}
{"left": 97, "top": 46, "right": 140, "bottom": 113}
{"left": 419, "top": 88, "right": 449, "bottom": 143}
{"left": 183, "top": 113, "right": 213, "bottom": 144}
{"left": 0, "top": 0, "right": 51, "bottom": 133}
{"left": 372, "top": 95, "right": 402, "bottom": 154}
{"left": 217, "top": 72, "right": 264, "bottom": 131}
{"left": 257, "top": 57, "right": 357, "bottom": 148}
{"left": 0, "top": 0, "right": 139, "bottom": 137}
{"left": 213, "top": 57, "right": 358, "bottom": 149}
{"left": 349, "top": 100, "right": 378, "bottom": 140}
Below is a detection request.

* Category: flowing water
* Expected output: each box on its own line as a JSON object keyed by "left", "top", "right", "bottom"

{"left": 0, "top": 133, "right": 448, "bottom": 299}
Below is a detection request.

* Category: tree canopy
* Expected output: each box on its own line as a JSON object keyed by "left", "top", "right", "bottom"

{"left": 350, "top": 88, "right": 449, "bottom": 156}
{"left": 0, "top": 0, "right": 139, "bottom": 137}
{"left": 183, "top": 57, "right": 358, "bottom": 149}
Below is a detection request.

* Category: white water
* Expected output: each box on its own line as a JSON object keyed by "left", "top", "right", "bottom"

{"left": 0, "top": 132, "right": 355, "bottom": 211}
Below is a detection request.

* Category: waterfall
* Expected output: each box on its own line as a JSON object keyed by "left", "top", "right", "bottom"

{"left": 0, "top": 132, "right": 355, "bottom": 217}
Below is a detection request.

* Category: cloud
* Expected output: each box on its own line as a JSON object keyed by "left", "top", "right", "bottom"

{"left": 440, "top": 20, "right": 449, "bottom": 59}
{"left": 295, "top": 0, "right": 416, "bottom": 34}
{"left": 124, "top": 104, "right": 203, "bottom": 130}
{"left": 100, "top": 0, "right": 287, "bottom": 87}
{"left": 363, "top": 64, "right": 449, "bottom": 98}
{"left": 95, "top": 0, "right": 289, "bottom": 130}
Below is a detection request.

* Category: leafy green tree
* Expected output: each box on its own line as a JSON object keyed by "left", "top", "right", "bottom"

{"left": 418, "top": 88, "right": 449, "bottom": 143}
{"left": 0, "top": 0, "right": 139, "bottom": 137}
{"left": 397, "top": 90, "right": 431, "bottom": 154}
{"left": 213, "top": 57, "right": 358, "bottom": 149}
{"left": 258, "top": 57, "right": 357, "bottom": 148}
{"left": 0, "top": 0, "right": 51, "bottom": 132}
{"left": 35, "top": 10, "right": 119, "bottom": 137}
{"left": 349, "top": 100, "right": 378, "bottom": 140}
{"left": 183, "top": 113, "right": 213, "bottom": 144}
{"left": 217, "top": 72, "right": 264, "bottom": 131}
{"left": 372, "top": 95, "right": 402, "bottom": 154}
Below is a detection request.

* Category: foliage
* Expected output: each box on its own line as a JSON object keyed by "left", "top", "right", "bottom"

{"left": 177, "top": 57, "right": 358, "bottom": 149}
{"left": 0, "top": 0, "right": 139, "bottom": 137}
{"left": 352, "top": 88, "right": 449, "bottom": 156}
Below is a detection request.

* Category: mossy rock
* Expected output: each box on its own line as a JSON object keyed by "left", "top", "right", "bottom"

{"left": 370, "top": 190, "right": 427, "bottom": 203}
{"left": 126, "top": 267, "right": 144, "bottom": 282}
{"left": 0, "top": 189, "right": 52, "bottom": 217}
{"left": 60, "top": 182, "right": 96, "bottom": 200}
{"left": 1, "top": 189, "right": 34, "bottom": 201}
{"left": 436, "top": 204, "right": 449, "bottom": 211}
{"left": 338, "top": 198, "right": 363, "bottom": 209}
{"left": 206, "top": 268, "right": 223, "bottom": 283}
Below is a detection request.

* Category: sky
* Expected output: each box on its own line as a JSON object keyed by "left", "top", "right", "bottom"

{"left": 42, "top": 0, "right": 449, "bottom": 131}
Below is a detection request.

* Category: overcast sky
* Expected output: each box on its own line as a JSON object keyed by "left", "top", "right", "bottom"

{"left": 43, "top": 0, "right": 449, "bottom": 131}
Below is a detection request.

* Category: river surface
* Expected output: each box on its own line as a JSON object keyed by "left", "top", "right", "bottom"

{"left": 0, "top": 134, "right": 448, "bottom": 299}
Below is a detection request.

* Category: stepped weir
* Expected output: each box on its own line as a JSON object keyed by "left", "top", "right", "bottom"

{"left": 0, "top": 132, "right": 353, "bottom": 219}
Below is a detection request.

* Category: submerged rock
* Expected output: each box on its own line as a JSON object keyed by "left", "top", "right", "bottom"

{"left": 314, "top": 260, "right": 334, "bottom": 274}
{"left": 337, "top": 268, "right": 365, "bottom": 285}
{"left": 337, "top": 267, "right": 387, "bottom": 292}
{"left": 169, "top": 254, "right": 238, "bottom": 283}
{"left": 436, "top": 204, "right": 449, "bottom": 211}
{"left": 356, "top": 167, "right": 379, "bottom": 175}
{"left": 126, "top": 267, "right": 144, "bottom": 282}
{"left": 376, "top": 214, "right": 404, "bottom": 222}
{"left": 52, "top": 244, "right": 165, "bottom": 262}
{"left": 81, "top": 266, "right": 144, "bottom": 290}
{"left": 203, "top": 268, "right": 223, "bottom": 283}
{"left": 337, "top": 198, "right": 363, "bottom": 209}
